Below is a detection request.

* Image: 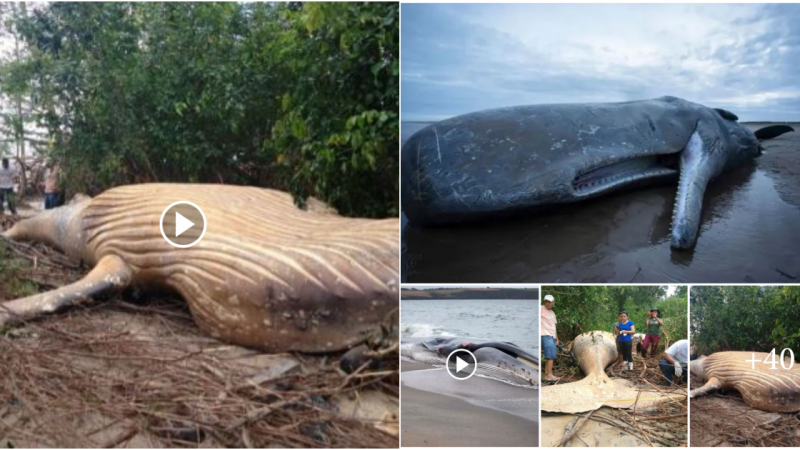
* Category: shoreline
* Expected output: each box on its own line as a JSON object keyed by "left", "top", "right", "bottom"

{"left": 401, "top": 361, "right": 539, "bottom": 447}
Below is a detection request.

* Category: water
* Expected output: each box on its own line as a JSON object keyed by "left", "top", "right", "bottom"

{"left": 401, "top": 299, "right": 539, "bottom": 352}
{"left": 402, "top": 122, "right": 800, "bottom": 282}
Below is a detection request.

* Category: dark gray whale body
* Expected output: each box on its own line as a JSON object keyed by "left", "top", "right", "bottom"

{"left": 402, "top": 96, "right": 794, "bottom": 249}
{"left": 401, "top": 336, "right": 539, "bottom": 385}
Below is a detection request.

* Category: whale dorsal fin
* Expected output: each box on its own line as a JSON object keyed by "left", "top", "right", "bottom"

{"left": 714, "top": 108, "right": 739, "bottom": 121}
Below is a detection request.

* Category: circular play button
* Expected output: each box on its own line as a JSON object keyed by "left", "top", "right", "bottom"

{"left": 160, "top": 201, "right": 207, "bottom": 248}
{"left": 445, "top": 349, "right": 477, "bottom": 380}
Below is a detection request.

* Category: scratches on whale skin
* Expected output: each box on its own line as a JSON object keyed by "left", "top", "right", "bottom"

{"left": 577, "top": 125, "right": 601, "bottom": 136}
{"left": 449, "top": 183, "right": 472, "bottom": 210}
{"left": 433, "top": 126, "right": 442, "bottom": 164}
{"left": 416, "top": 138, "right": 424, "bottom": 201}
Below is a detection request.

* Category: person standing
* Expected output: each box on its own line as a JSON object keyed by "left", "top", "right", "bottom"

{"left": 641, "top": 308, "right": 663, "bottom": 357}
{"left": 44, "top": 163, "right": 64, "bottom": 209}
{"left": 541, "top": 295, "right": 560, "bottom": 381}
{"left": 616, "top": 310, "right": 635, "bottom": 371}
{"left": 0, "top": 157, "right": 19, "bottom": 216}
{"left": 613, "top": 318, "right": 625, "bottom": 368}
{"left": 659, "top": 339, "right": 689, "bottom": 386}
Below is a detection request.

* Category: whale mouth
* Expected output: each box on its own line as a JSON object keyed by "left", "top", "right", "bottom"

{"left": 572, "top": 153, "right": 680, "bottom": 197}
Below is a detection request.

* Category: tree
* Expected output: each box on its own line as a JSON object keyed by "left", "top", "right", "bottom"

{"left": 0, "top": 2, "right": 398, "bottom": 217}
{"left": 541, "top": 286, "right": 686, "bottom": 343}
{"left": 692, "top": 286, "right": 799, "bottom": 361}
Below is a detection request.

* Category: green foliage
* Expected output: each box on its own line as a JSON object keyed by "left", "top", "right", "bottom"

{"left": 2, "top": 2, "right": 398, "bottom": 217}
{"left": 0, "top": 240, "right": 42, "bottom": 299}
{"left": 541, "top": 286, "right": 688, "bottom": 343}
{"left": 268, "top": 2, "right": 399, "bottom": 216}
{"left": 691, "top": 286, "right": 800, "bottom": 360}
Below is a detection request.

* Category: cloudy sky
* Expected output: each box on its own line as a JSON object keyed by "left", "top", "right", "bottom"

{"left": 402, "top": 3, "right": 800, "bottom": 122}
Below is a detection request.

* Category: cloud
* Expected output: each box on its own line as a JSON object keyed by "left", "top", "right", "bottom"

{"left": 401, "top": 4, "right": 800, "bottom": 121}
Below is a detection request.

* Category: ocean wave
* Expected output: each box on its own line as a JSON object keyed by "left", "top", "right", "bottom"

{"left": 402, "top": 323, "right": 455, "bottom": 337}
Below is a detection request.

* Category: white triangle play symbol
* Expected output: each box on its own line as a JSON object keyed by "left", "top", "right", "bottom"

{"left": 175, "top": 212, "right": 195, "bottom": 237}
{"left": 456, "top": 356, "right": 469, "bottom": 373}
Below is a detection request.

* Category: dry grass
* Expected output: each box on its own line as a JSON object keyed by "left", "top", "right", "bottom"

{"left": 0, "top": 217, "right": 399, "bottom": 448}
{"left": 690, "top": 382, "right": 800, "bottom": 447}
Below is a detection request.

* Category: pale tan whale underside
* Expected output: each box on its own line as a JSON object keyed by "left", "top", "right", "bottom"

{"left": 0, "top": 183, "right": 399, "bottom": 353}
{"left": 541, "top": 331, "right": 686, "bottom": 414}
{"left": 690, "top": 352, "right": 800, "bottom": 412}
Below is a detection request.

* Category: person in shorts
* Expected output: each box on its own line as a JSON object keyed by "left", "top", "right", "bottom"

{"left": 541, "top": 295, "right": 559, "bottom": 381}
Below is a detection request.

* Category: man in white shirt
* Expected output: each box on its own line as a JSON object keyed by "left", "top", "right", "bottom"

{"left": 659, "top": 339, "right": 688, "bottom": 386}
{"left": 0, "top": 157, "right": 18, "bottom": 216}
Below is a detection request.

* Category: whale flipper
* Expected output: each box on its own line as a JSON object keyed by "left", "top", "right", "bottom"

{"left": 754, "top": 124, "right": 794, "bottom": 141}
{"left": 472, "top": 341, "right": 540, "bottom": 365}
{"left": 0, "top": 255, "right": 132, "bottom": 328}
{"left": 689, "top": 376, "right": 723, "bottom": 399}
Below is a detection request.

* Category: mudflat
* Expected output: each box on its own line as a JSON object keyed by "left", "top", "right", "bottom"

{"left": 402, "top": 122, "right": 800, "bottom": 283}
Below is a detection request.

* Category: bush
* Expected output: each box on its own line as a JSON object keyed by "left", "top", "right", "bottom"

{"left": 3, "top": 2, "right": 398, "bottom": 218}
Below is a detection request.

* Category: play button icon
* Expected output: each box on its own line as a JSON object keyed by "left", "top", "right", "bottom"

{"left": 160, "top": 201, "right": 207, "bottom": 248}
{"left": 456, "top": 356, "right": 469, "bottom": 373}
{"left": 175, "top": 212, "right": 194, "bottom": 237}
{"left": 446, "top": 349, "right": 477, "bottom": 380}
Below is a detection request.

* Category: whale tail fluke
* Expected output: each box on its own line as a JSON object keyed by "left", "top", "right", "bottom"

{"left": 541, "top": 376, "right": 684, "bottom": 413}
{"left": 754, "top": 124, "right": 794, "bottom": 141}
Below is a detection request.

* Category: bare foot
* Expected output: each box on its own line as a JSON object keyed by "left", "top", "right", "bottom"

{"left": 545, "top": 375, "right": 560, "bottom": 381}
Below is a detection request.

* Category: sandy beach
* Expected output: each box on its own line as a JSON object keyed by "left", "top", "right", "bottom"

{"left": 542, "top": 411, "right": 647, "bottom": 447}
{"left": 401, "top": 361, "right": 538, "bottom": 447}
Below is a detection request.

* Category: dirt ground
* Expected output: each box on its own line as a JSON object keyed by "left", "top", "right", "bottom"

{"left": 0, "top": 208, "right": 399, "bottom": 448}
{"left": 690, "top": 375, "right": 800, "bottom": 447}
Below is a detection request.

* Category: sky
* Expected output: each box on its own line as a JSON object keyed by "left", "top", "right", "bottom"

{"left": 401, "top": 3, "right": 800, "bottom": 122}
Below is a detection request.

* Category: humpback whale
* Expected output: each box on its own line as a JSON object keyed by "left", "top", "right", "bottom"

{"left": 541, "top": 331, "right": 685, "bottom": 413}
{"left": 690, "top": 352, "right": 800, "bottom": 412}
{"left": 0, "top": 184, "right": 398, "bottom": 353}
{"left": 401, "top": 96, "right": 794, "bottom": 249}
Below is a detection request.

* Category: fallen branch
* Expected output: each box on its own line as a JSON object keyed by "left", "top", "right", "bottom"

{"left": 556, "top": 409, "right": 595, "bottom": 447}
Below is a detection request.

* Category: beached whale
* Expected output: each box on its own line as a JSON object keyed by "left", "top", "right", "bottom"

{"left": 690, "top": 352, "right": 800, "bottom": 412}
{"left": 401, "top": 336, "right": 539, "bottom": 385}
{"left": 401, "top": 96, "right": 794, "bottom": 249}
{"left": 0, "top": 184, "right": 398, "bottom": 353}
{"left": 541, "top": 331, "right": 685, "bottom": 413}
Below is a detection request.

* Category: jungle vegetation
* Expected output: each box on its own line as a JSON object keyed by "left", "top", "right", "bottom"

{"left": 691, "top": 285, "right": 800, "bottom": 361}
{"left": 0, "top": 2, "right": 398, "bottom": 217}
{"left": 540, "top": 285, "right": 688, "bottom": 344}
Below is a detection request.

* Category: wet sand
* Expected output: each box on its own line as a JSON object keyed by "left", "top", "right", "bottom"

{"left": 402, "top": 122, "right": 800, "bottom": 283}
{"left": 401, "top": 361, "right": 539, "bottom": 447}
{"left": 541, "top": 411, "right": 648, "bottom": 447}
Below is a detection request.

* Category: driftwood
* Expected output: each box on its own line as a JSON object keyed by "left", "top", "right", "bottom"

{"left": 556, "top": 410, "right": 595, "bottom": 447}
